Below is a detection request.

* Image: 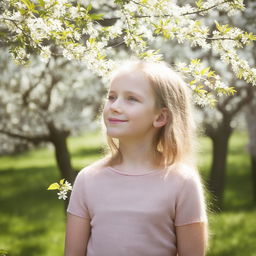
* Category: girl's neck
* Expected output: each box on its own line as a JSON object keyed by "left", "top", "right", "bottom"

{"left": 111, "top": 139, "right": 160, "bottom": 173}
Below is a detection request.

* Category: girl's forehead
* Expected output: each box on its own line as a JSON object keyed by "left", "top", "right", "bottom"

{"left": 109, "top": 70, "right": 151, "bottom": 91}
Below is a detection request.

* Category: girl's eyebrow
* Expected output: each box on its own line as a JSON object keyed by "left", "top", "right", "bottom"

{"left": 109, "top": 90, "right": 144, "bottom": 99}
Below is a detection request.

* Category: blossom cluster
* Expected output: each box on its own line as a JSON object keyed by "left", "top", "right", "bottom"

{"left": 0, "top": 51, "right": 103, "bottom": 154}
{"left": 0, "top": 0, "right": 255, "bottom": 106}
{"left": 177, "top": 59, "right": 236, "bottom": 107}
{"left": 47, "top": 179, "right": 72, "bottom": 200}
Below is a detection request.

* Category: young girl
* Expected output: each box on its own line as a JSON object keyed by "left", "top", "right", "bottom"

{"left": 65, "top": 60, "right": 208, "bottom": 256}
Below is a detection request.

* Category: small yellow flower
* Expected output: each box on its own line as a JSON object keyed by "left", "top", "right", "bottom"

{"left": 47, "top": 179, "right": 72, "bottom": 200}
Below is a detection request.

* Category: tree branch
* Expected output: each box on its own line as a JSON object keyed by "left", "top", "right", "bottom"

{"left": 216, "top": 91, "right": 236, "bottom": 115}
{"left": 39, "top": 61, "right": 66, "bottom": 111}
{"left": 0, "top": 129, "right": 50, "bottom": 143}
{"left": 230, "top": 85, "right": 255, "bottom": 116}
{"left": 22, "top": 59, "right": 51, "bottom": 107}
{"left": 182, "top": 0, "right": 231, "bottom": 16}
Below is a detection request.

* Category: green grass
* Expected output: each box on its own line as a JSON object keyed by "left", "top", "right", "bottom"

{"left": 198, "top": 131, "right": 256, "bottom": 256}
{"left": 0, "top": 130, "right": 104, "bottom": 256}
{"left": 0, "top": 129, "right": 255, "bottom": 255}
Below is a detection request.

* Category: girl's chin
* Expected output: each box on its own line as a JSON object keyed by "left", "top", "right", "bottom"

{"left": 106, "top": 131, "right": 128, "bottom": 139}
{"left": 106, "top": 133, "right": 122, "bottom": 139}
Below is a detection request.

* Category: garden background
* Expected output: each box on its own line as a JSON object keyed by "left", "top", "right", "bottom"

{"left": 0, "top": 0, "right": 256, "bottom": 255}
{"left": 1, "top": 129, "right": 256, "bottom": 255}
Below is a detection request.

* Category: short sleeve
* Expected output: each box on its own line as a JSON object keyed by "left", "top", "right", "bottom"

{"left": 67, "top": 169, "right": 90, "bottom": 219}
{"left": 174, "top": 173, "right": 207, "bottom": 226}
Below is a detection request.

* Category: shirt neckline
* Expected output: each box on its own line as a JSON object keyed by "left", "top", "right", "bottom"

{"left": 106, "top": 166, "right": 161, "bottom": 176}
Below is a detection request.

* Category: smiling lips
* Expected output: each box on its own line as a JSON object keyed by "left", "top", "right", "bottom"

{"left": 108, "top": 118, "right": 128, "bottom": 124}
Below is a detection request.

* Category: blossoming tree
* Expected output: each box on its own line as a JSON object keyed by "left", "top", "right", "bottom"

{"left": 194, "top": 0, "right": 256, "bottom": 208}
{"left": 148, "top": 34, "right": 255, "bottom": 208}
{"left": 138, "top": 0, "right": 256, "bottom": 207}
{"left": 1, "top": 0, "right": 255, "bottom": 105}
{"left": 0, "top": 50, "right": 105, "bottom": 187}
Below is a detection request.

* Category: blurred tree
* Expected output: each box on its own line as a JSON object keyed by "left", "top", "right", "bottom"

{"left": 202, "top": 82, "right": 253, "bottom": 208}
{"left": 241, "top": 0, "right": 256, "bottom": 204}
{"left": 151, "top": 0, "right": 256, "bottom": 208}
{"left": 245, "top": 94, "right": 256, "bottom": 202}
{"left": 0, "top": 50, "right": 105, "bottom": 185}
{"left": 197, "top": 0, "right": 256, "bottom": 208}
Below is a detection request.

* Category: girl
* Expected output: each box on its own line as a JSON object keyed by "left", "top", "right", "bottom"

{"left": 65, "top": 60, "right": 208, "bottom": 256}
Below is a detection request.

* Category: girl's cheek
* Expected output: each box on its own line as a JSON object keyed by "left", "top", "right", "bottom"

{"left": 103, "top": 102, "right": 109, "bottom": 111}
{"left": 102, "top": 105, "right": 108, "bottom": 119}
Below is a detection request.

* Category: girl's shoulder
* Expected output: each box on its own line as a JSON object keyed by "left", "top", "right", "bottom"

{"left": 77, "top": 156, "right": 111, "bottom": 177}
{"left": 164, "top": 162, "right": 205, "bottom": 197}
{"left": 164, "top": 162, "right": 201, "bottom": 182}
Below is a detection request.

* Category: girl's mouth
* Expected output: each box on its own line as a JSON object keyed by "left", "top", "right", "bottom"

{"left": 108, "top": 118, "right": 128, "bottom": 123}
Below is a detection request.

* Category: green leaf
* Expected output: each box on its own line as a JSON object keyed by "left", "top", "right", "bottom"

{"left": 47, "top": 183, "right": 60, "bottom": 190}
{"left": 31, "top": 9, "right": 39, "bottom": 14}
{"left": 191, "top": 59, "right": 201, "bottom": 65}
{"left": 19, "top": 8, "right": 28, "bottom": 15}
{"left": 245, "top": 32, "right": 256, "bottom": 41}
{"left": 89, "top": 37, "right": 96, "bottom": 44}
{"left": 227, "top": 87, "right": 237, "bottom": 95}
{"left": 215, "top": 21, "right": 231, "bottom": 34}
{"left": 207, "top": 71, "right": 215, "bottom": 78}
{"left": 196, "top": 0, "right": 203, "bottom": 8}
{"left": 237, "top": 68, "right": 244, "bottom": 79}
{"left": 38, "top": 0, "right": 45, "bottom": 7}
{"left": 201, "top": 67, "right": 210, "bottom": 76}
{"left": 215, "top": 21, "right": 222, "bottom": 32}
{"left": 90, "top": 13, "right": 104, "bottom": 20}
{"left": 197, "top": 89, "right": 207, "bottom": 95}
{"left": 87, "top": 3, "right": 92, "bottom": 12}
{"left": 189, "top": 79, "right": 196, "bottom": 85}
{"left": 21, "top": 0, "right": 35, "bottom": 11}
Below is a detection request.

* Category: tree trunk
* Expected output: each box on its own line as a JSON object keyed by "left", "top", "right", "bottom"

{"left": 49, "top": 125, "right": 76, "bottom": 210}
{"left": 245, "top": 98, "right": 256, "bottom": 203}
{"left": 51, "top": 133, "right": 76, "bottom": 184}
{"left": 208, "top": 122, "right": 233, "bottom": 210}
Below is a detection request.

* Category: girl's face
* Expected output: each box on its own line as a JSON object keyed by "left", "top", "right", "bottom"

{"left": 103, "top": 70, "right": 161, "bottom": 140}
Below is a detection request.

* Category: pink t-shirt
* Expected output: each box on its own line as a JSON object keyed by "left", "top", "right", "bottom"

{"left": 67, "top": 162, "right": 207, "bottom": 256}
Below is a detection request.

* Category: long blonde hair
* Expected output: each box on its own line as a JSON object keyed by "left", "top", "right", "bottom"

{"left": 103, "top": 60, "right": 197, "bottom": 168}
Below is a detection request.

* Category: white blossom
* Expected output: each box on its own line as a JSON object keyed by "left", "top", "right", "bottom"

{"left": 57, "top": 190, "right": 68, "bottom": 200}
{"left": 40, "top": 46, "right": 51, "bottom": 62}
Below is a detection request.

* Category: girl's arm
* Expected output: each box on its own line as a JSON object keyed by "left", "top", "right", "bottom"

{"left": 64, "top": 213, "right": 91, "bottom": 256}
{"left": 176, "top": 222, "right": 208, "bottom": 256}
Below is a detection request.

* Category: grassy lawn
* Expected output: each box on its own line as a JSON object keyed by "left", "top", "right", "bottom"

{"left": 0, "top": 129, "right": 255, "bottom": 255}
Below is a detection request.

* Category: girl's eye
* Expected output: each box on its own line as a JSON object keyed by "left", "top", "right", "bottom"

{"left": 128, "top": 96, "right": 138, "bottom": 102}
{"left": 107, "top": 95, "right": 116, "bottom": 101}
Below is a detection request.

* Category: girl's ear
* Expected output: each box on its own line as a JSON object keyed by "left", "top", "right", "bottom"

{"left": 153, "top": 108, "right": 169, "bottom": 128}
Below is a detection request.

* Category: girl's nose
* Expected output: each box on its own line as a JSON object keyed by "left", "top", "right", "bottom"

{"left": 110, "top": 98, "right": 122, "bottom": 113}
